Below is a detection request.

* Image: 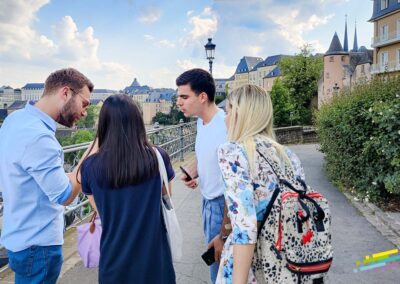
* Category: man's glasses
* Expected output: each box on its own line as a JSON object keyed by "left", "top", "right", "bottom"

{"left": 69, "top": 87, "right": 91, "bottom": 108}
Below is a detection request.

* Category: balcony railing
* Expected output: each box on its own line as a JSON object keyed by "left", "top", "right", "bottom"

{"left": 0, "top": 121, "right": 196, "bottom": 272}
{"left": 371, "top": 31, "right": 400, "bottom": 47}
{"left": 371, "top": 61, "right": 400, "bottom": 74}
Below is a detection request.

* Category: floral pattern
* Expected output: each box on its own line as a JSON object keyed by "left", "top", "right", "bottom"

{"left": 216, "top": 135, "right": 305, "bottom": 284}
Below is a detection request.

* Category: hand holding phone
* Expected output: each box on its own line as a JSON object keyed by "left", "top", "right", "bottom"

{"left": 180, "top": 166, "right": 193, "bottom": 182}
{"left": 201, "top": 247, "right": 215, "bottom": 266}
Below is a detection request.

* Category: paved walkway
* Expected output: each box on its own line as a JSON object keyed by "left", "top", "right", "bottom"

{"left": 55, "top": 144, "right": 400, "bottom": 283}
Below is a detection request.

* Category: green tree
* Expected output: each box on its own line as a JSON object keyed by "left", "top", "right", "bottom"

{"left": 270, "top": 79, "right": 296, "bottom": 127}
{"left": 214, "top": 96, "right": 225, "bottom": 105}
{"left": 76, "top": 105, "right": 97, "bottom": 129}
{"left": 152, "top": 112, "right": 172, "bottom": 125}
{"left": 58, "top": 129, "right": 96, "bottom": 166}
{"left": 279, "top": 44, "right": 323, "bottom": 125}
{"left": 169, "top": 95, "right": 187, "bottom": 124}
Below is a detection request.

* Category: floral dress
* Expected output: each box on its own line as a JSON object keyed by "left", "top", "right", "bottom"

{"left": 216, "top": 135, "right": 305, "bottom": 284}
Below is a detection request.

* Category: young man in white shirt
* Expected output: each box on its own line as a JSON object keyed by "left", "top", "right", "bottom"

{"left": 176, "top": 69, "right": 230, "bottom": 284}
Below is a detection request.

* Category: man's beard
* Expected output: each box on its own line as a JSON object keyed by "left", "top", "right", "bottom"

{"left": 57, "top": 98, "right": 78, "bottom": 128}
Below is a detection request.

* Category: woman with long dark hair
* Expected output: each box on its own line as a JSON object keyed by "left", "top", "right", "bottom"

{"left": 79, "top": 94, "right": 176, "bottom": 283}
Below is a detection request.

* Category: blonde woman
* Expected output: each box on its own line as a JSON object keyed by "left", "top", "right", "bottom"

{"left": 216, "top": 85, "right": 305, "bottom": 284}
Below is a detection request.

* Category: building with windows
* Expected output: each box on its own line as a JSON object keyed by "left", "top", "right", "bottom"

{"left": 318, "top": 19, "right": 373, "bottom": 107}
{"left": 233, "top": 56, "right": 263, "bottom": 89}
{"left": 214, "top": 78, "right": 229, "bottom": 97}
{"left": 21, "top": 83, "right": 44, "bottom": 101}
{"left": 370, "top": 0, "right": 400, "bottom": 75}
{"left": 91, "top": 89, "right": 117, "bottom": 100}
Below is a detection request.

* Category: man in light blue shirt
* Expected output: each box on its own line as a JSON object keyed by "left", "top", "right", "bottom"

{"left": 176, "top": 69, "right": 229, "bottom": 284}
{"left": 0, "top": 68, "right": 93, "bottom": 284}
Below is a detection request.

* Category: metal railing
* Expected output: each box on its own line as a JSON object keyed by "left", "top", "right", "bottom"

{"left": 371, "top": 31, "right": 400, "bottom": 47}
{"left": 371, "top": 61, "right": 400, "bottom": 74}
{"left": 0, "top": 121, "right": 197, "bottom": 272}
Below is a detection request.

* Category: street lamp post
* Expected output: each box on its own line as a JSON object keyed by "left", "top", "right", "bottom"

{"left": 204, "top": 38, "right": 216, "bottom": 75}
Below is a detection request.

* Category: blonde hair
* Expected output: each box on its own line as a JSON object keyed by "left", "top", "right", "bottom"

{"left": 227, "top": 84, "right": 289, "bottom": 172}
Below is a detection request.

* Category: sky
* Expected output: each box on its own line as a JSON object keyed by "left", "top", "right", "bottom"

{"left": 0, "top": 0, "right": 373, "bottom": 90}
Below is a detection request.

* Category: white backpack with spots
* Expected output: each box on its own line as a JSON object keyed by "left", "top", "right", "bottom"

{"left": 254, "top": 149, "right": 333, "bottom": 284}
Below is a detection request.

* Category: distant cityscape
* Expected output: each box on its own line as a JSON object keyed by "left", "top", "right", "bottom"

{"left": 1, "top": 0, "right": 400, "bottom": 125}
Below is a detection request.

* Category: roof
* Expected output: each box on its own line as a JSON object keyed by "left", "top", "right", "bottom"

{"left": 22, "top": 83, "right": 44, "bottom": 89}
{"left": 251, "top": 55, "right": 288, "bottom": 71}
{"left": 93, "top": 89, "right": 115, "bottom": 93}
{"left": 264, "top": 66, "right": 281, "bottom": 78}
{"left": 370, "top": 0, "right": 400, "bottom": 21}
{"left": 0, "top": 86, "right": 13, "bottom": 90}
{"left": 326, "top": 32, "right": 347, "bottom": 55}
{"left": 350, "top": 50, "right": 373, "bottom": 68}
{"left": 130, "top": 78, "right": 140, "bottom": 87}
{"left": 145, "top": 89, "right": 176, "bottom": 102}
{"left": 124, "top": 84, "right": 151, "bottom": 94}
{"left": 235, "top": 56, "right": 263, "bottom": 74}
{"left": 8, "top": 100, "right": 27, "bottom": 110}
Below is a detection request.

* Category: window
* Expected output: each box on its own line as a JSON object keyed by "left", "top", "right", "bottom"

{"left": 397, "top": 20, "right": 400, "bottom": 37}
{"left": 380, "top": 25, "right": 389, "bottom": 41}
{"left": 397, "top": 49, "right": 400, "bottom": 66}
{"left": 361, "top": 65, "right": 365, "bottom": 74}
{"left": 329, "top": 56, "right": 334, "bottom": 62}
{"left": 381, "top": 0, "right": 388, "bottom": 10}
{"left": 341, "top": 56, "right": 345, "bottom": 62}
{"left": 380, "top": 52, "right": 389, "bottom": 68}
{"left": 326, "top": 72, "right": 330, "bottom": 79}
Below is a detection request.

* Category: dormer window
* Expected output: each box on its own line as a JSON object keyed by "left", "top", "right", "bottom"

{"left": 381, "top": 0, "right": 388, "bottom": 10}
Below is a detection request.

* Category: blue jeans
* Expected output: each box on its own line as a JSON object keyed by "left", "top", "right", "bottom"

{"left": 7, "top": 245, "right": 63, "bottom": 284}
{"left": 202, "top": 195, "right": 224, "bottom": 284}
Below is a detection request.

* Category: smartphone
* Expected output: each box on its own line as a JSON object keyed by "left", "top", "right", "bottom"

{"left": 201, "top": 247, "right": 215, "bottom": 266}
{"left": 180, "top": 166, "right": 192, "bottom": 182}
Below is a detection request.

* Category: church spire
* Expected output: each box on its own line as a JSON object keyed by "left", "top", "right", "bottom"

{"left": 343, "top": 14, "right": 349, "bottom": 52}
{"left": 353, "top": 20, "right": 359, "bottom": 52}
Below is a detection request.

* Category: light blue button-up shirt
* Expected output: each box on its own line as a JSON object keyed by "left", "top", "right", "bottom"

{"left": 0, "top": 102, "right": 72, "bottom": 252}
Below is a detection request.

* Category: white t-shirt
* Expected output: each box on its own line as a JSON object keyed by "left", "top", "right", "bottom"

{"left": 195, "top": 109, "right": 227, "bottom": 200}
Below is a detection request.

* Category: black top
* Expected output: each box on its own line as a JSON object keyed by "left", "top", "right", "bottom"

{"left": 81, "top": 147, "right": 176, "bottom": 284}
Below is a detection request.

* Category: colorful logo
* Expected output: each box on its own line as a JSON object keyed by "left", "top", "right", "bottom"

{"left": 354, "top": 248, "right": 400, "bottom": 272}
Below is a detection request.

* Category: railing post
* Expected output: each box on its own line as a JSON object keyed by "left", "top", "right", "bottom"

{"left": 179, "top": 119, "right": 184, "bottom": 161}
{"left": 154, "top": 131, "right": 160, "bottom": 145}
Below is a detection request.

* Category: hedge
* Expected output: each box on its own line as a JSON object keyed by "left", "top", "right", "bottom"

{"left": 316, "top": 77, "right": 400, "bottom": 201}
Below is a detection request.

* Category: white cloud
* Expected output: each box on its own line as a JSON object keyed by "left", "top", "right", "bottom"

{"left": 143, "top": 35, "right": 175, "bottom": 48}
{"left": 268, "top": 10, "right": 334, "bottom": 50}
{"left": 184, "top": 7, "right": 218, "bottom": 46}
{"left": 186, "top": 10, "right": 194, "bottom": 17}
{"left": 0, "top": 1, "right": 133, "bottom": 89}
{"left": 138, "top": 6, "right": 161, "bottom": 23}
{"left": 0, "top": 0, "right": 56, "bottom": 60}
{"left": 158, "top": 40, "right": 175, "bottom": 48}
{"left": 177, "top": 59, "right": 198, "bottom": 71}
{"left": 144, "top": 34, "right": 155, "bottom": 41}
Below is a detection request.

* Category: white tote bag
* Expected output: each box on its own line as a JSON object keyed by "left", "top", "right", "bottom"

{"left": 154, "top": 148, "right": 183, "bottom": 261}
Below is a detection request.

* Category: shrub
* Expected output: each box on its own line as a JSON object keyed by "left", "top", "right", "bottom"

{"left": 316, "top": 77, "right": 400, "bottom": 201}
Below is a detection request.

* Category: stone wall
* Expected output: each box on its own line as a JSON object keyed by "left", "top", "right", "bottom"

{"left": 275, "top": 126, "right": 319, "bottom": 145}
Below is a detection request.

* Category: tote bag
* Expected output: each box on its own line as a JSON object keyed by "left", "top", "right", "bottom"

{"left": 154, "top": 148, "right": 183, "bottom": 261}
{"left": 77, "top": 211, "right": 102, "bottom": 268}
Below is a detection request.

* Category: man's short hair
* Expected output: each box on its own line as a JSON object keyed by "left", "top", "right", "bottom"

{"left": 176, "top": 68, "right": 216, "bottom": 102}
{"left": 43, "top": 68, "right": 94, "bottom": 96}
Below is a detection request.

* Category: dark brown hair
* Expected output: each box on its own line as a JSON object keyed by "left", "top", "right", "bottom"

{"left": 43, "top": 68, "right": 94, "bottom": 96}
{"left": 79, "top": 94, "right": 158, "bottom": 188}
{"left": 176, "top": 68, "right": 216, "bottom": 102}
